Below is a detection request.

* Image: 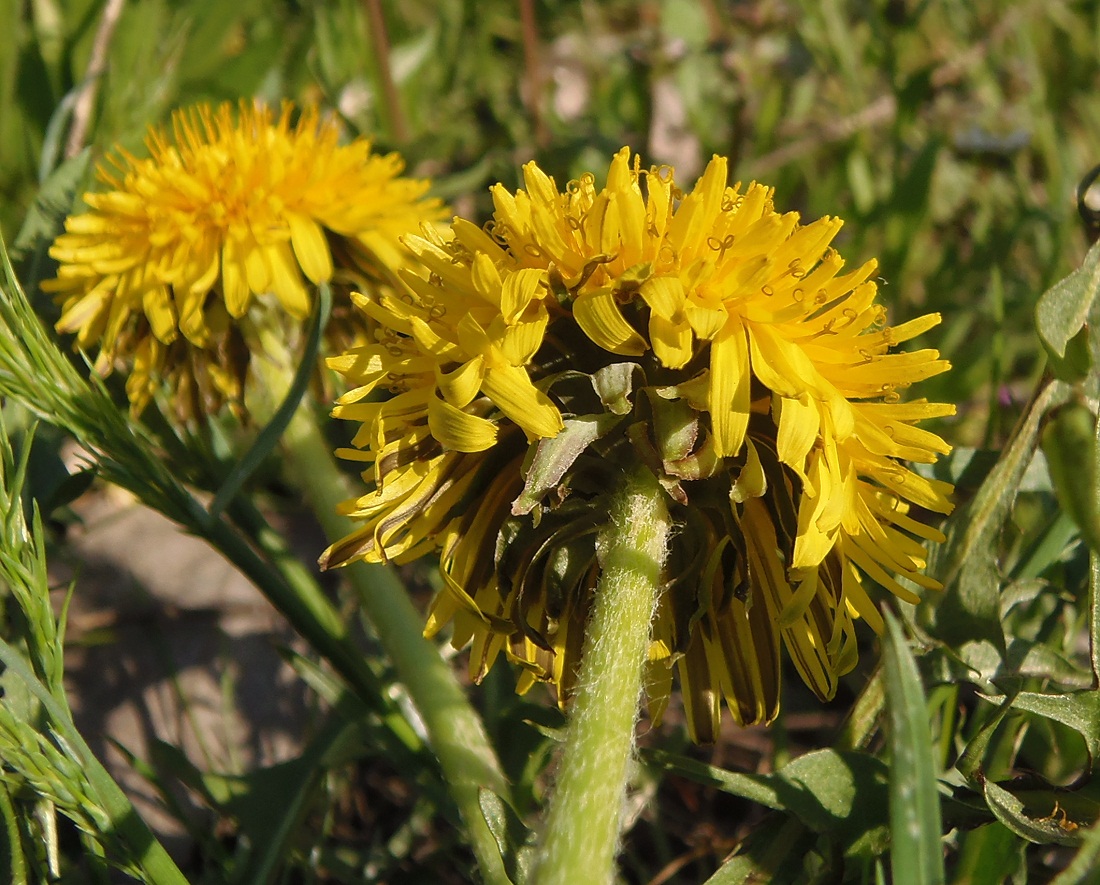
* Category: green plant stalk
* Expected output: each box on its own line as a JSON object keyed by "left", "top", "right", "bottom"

{"left": 535, "top": 466, "right": 670, "bottom": 885}
{"left": 0, "top": 641, "right": 188, "bottom": 885}
{"left": 194, "top": 497, "right": 424, "bottom": 759}
{"left": 264, "top": 365, "right": 512, "bottom": 885}
{"left": 1090, "top": 400, "right": 1100, "bottom": 688}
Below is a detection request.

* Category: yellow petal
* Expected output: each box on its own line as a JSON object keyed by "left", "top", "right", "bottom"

{"left": 428, "top": 393, "right": 499, "bottom": 452}
{"left": 242, "top": 236, "right": 271, "bottom": 294}
{"left": 222, "top": 237, "right": 250, "bottom": 317}
{"left": 888, "top": 312, "right": 942, "bottom": 344}
{"left": 470, "top": 252, "right": 503, "bottom": 304}
{"left": 436, "top": 356, "right": 485, "bottom": 408}
{"left": 747, "top": 321, "right": 814, "bottom": 398}
{"left": 573, "top": 286, "right": 648, "bottom": 355}
{"left": 501, "top": 268, "right": 545, "bottom": 323}
{"left": 708, "top": 318, "right": 750, "bottom": 458}
{"left": 268, "top": 241, "right": 310, "bottom": 318}
{"left": 730, "top": 439, "right": 767, "bottom": 503}
{"left": 640, "top": 276, "right": 685, "bottom": 320}
{"left": 650, "top": 314, "right": 693, "bottom": 369}
{"left": 142, "top": 285, "right": 178, "bottom": 343}
{"left": 684, "top": 300, "right": 727, "bottom": 340}
{"left": 775, "top": 393, "right": 819, "bottom": 470}
{"left": 288, "top": 212, "right": 333, "bottom": 284}
{"left": 497, "top": 309, "right": 549, "bottom": 366}
{"left": 482, "top": 364, "right": 563, "bottom": 439}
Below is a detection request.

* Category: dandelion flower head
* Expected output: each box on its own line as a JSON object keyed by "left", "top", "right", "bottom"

{"left": 322, "top": 148, "right": 955, "bottom": 742}
{"left": 44, "top": 100, "right": 446, "bottom": 420}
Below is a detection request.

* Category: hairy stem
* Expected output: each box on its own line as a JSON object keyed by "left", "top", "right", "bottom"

{"left": 535, "top": 466, "right": 670, "bottom": 885}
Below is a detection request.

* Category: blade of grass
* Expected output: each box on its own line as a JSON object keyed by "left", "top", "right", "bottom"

{"left": 883, "top": 609, "right": 945, "bottom": 885}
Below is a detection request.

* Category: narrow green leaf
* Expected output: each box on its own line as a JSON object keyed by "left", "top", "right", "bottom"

{"left": 478, "top": 789, "right": 530, "bottom": 885}
{"left": 1037, "top": 240, "right": 1100, "bottom": 359}
{"left": 883, "top": 610, "right": 945, "bottom": 885}
{"left": 983, "top": 780, "right": 1081, "bottom": 847}
{"left": 955, "top": 692, "right": 1016, "bottom": 782}
{"left": 208, "top": 281, "right": 332, "bottom": 518}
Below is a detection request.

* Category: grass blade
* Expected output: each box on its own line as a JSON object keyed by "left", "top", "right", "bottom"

{"left": 883, "top": 609, "right": 945, "bottom": 885}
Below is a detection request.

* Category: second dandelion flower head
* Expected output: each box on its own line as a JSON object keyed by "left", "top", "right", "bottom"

{"left": 324, "top": 147, "right": 955, "bottom": 742}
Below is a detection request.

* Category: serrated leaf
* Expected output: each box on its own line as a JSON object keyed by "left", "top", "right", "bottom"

{"left": 1036, "top": 240, "right": 1100, "bottom": 358}
{"left": 883, "top": 610, "right": 945, "bottom": 885}
{"left": 983, "top": 780, "right": 1082, "bottom": 847}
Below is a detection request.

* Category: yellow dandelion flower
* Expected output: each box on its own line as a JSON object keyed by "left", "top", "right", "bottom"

{"left": 44, "top": 100, "right": 446, "bottom": 419}
{"left": 322, "top": 148, "right": 954, "bottom": 742}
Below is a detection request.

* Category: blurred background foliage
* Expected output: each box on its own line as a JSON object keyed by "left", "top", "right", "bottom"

{"left": 3, "top": 0, "right": 1100, "bottom": 882}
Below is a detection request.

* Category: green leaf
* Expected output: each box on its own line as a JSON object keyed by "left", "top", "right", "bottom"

{"left": 983, "top": 780, "right": 1082, "bottom": 847}
{"left": 591, "top": 362, "right": 642, "bottom": 416}
{"left": 1008, "top": 691, "right": 1100, "bottom": 769}
{"left": 511, "top": 413, "right": 620, "bottom": 516}
{"left": 951, "top": 823, "right": 1025, "bottom": 885}
{"left": 883, "top": 610, "right": 945, "bottom": 885}
{"left": 478, "top": 789, "right": 530, "bottom": 885}
{"left": 1041, "top": 401, "right": 1100, "bottom": 553}
{"left": 955, "top": 693, "right": 1015, "bottom": 783}
{"left": 1036, "top": 240, "right": 1100, "bottom": 359}
{"left": 644, "top": 747, "right": 889, "bottom": 856}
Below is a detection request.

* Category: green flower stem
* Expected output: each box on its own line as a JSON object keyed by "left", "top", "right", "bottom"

{"left": 212, "top": 498, "right": 425, "bottom": 758}
{"left": 1090, "top": 400, "right": 1100, "bottom": 688}
{"left": 535, "top": 466, "right": 670, "bottom": 885}
{"left": 263, "top": 361, "right": 512, "bottom": 885}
